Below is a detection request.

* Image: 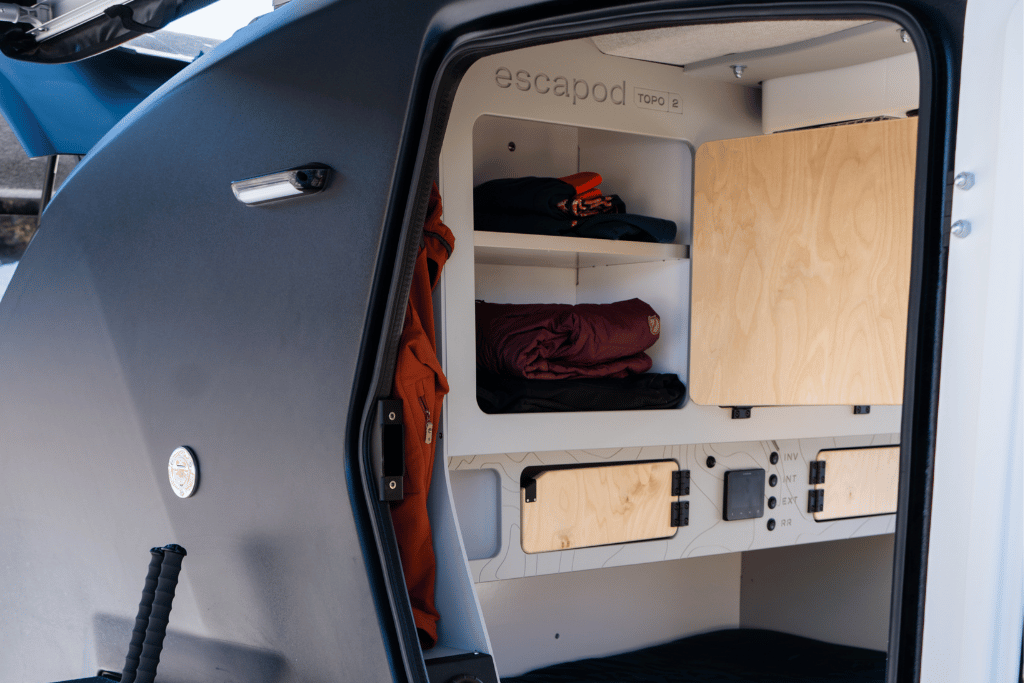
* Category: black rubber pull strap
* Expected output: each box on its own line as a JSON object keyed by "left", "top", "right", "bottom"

{"left": 121, "top": 547, "right": 164, "bottom": 683}
{"left": 134, "top": 544, "right": 187, "bottom": 683}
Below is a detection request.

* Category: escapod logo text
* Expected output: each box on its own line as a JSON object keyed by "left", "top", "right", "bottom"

{"left": 495, "top": 67, "right": 625, "bottom": 106}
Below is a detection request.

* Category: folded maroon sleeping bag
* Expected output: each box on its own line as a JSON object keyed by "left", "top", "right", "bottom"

{"left": 476, "top": 298, "right": 661, "bottom": 380}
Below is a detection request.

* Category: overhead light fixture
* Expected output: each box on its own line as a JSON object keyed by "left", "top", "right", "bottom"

{"left": 231, "top": 165, "right": 332, "bottom": 206}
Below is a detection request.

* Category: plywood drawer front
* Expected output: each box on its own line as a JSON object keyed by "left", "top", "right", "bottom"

{"left": 814, "top": 446, "right": 899, "bottom": 521}
{"left": 691, "top": 117, "right": 916, "bottom": 406}
{"left": 521, "top": 461, "right": 678, "bottom": 554}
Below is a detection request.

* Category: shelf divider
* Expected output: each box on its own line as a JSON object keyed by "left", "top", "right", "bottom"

{"left": 474, "top": 231, "right": 688, "bottom": 269}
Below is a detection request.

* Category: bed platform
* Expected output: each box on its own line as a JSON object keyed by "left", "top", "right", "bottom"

{"left": 504, "top": 629, "right": 886, "bottom": 683}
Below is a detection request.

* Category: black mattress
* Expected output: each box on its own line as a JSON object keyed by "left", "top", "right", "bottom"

{"left": 503, "top": 628, "right": 886, "bottom": 683}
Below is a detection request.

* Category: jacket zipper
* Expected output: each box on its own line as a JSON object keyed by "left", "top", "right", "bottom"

{"left": 424, "top": 231, "right": 453, "bottom": 257}
{"left": 418, "top": 396, "right": 433, "bottom": 444}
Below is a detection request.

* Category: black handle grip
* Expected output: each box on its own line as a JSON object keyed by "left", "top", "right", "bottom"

{"left": 121, "top": 547, "right": 164, "bottom": 683}
{"left": 134, "top": 544, "right": 186, "bottom": 683}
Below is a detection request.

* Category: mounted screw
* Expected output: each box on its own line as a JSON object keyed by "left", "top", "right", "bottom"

{"left": 731, "top": 65, "right": 746, "bottom": 79}
{"left": 954, "top": 172, "right": 975, "bottom": 190}
{"left": 951, "top": 220, "right": 972, "bottom": 238}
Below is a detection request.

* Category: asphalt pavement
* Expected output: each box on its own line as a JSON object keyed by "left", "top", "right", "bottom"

{"left": 0, "top": 117, "right": 46, "bottom": 201}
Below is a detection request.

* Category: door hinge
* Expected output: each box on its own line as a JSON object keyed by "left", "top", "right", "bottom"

{"left": 671, "top": 501, "right": 690, "bottom": 527}
{"left": 809, "top": 460, "right": 826, "bottom": 485}
{"left": 672, "top": 469, "right": 690, "bottom": 496}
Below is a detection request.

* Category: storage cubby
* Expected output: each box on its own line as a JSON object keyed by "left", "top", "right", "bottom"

{"left": 473, "top": 534, "right": 894, "bottom": 678}
{"left": 472, "top": 117, "right": 692, "bottom": 396}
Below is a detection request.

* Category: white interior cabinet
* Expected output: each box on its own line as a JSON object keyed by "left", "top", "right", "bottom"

{"left": 424, "top": 23, "right": 919, "bottom": 680}
{"left": 439, "top": 38, "right": 904, "bottom": 459}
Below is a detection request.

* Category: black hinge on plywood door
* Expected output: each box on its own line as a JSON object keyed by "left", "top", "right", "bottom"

{"left": 672, "top": 469, "right": 690, "bottom": 496}
{"left": 671, "top": 501, "right": 690, "bottom": 527}
{"left": 809, "top": 461, "right": 826, "bottom": 485}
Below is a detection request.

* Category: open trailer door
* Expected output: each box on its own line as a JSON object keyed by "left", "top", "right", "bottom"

{"left": 0, "top": 0, "right": 443, "bottom": 680}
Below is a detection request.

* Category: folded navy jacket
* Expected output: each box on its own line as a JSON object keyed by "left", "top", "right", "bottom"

{"left": 476, "top": 298, "right": 662, "bottom": 380}
{"left": 474, "top": 176, "right": 584, "bottom": 219}
{"left": 477, "top": 371, "right": 686, "bottom": 413}
{"left": 474, "top": 176, "right": 677, "bottom": 244}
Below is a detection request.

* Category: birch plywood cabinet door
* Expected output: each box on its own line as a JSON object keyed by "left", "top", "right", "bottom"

{"left": 520, "top": 461, "right": 678, "bottom": 553}
{"left": 691, "top": 117, "right": 916, "bottom": 406}
{"left": 813, "top": 446, "right": 900, "bottom": 521}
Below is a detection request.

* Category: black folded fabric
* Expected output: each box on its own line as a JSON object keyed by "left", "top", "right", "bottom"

{"left": 476, "top": 371, "right": 686, "bottom": 413}
{"left": 503, "top": 628, "right": 887, "bottom": 683}
{"left": 474, "top": 176, "right": 677, "bottom": 243}
{"left": 572, "top": 212, "right": 676, "bottom": 243}
{"left": 474, "top": 176, "right": 579, "bottom": 219}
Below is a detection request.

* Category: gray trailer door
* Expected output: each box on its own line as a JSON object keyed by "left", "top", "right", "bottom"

{"left": 0, "top": 1, "right": 449, "bottom": 679}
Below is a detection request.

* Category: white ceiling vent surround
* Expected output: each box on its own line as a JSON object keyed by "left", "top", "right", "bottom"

{"left": 592, "top": 20, "right": 871, "bottom": 66}
{"left": 761, "top": 52, "right": 919, "bottom": 134}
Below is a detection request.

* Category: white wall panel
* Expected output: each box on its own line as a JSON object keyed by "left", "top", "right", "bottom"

{"left": 741, "top": 535, "right": 894, "bottom": 651}
{"left": 476, "top": 553, "right": 741, "bottom": 677}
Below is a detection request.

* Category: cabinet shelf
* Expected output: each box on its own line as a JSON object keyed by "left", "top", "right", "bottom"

{"left": 474, "top": 231, "right": 688, "bottom": 269}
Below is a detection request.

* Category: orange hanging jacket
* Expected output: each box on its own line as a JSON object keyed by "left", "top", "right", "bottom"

{"left": 390, "top": 184, "right": 454, "bottom": 648}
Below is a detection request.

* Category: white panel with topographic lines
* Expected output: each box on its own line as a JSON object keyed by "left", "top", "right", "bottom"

{"left": 450, "top": 435, "right": 899, "bottom": 583}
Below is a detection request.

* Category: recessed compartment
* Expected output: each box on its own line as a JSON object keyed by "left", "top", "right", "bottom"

{"left": 472, "top": 116, "right": 693, "bottom": 396}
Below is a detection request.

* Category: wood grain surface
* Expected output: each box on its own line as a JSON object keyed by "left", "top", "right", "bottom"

{"left": 814, "top": 446, "right": 899, "bottom": 521}
{"left": 521, "top": 461, "right": 677, "bottom": 554}
{"left": 691, "top": 117, "right": 916, "bottom": 406}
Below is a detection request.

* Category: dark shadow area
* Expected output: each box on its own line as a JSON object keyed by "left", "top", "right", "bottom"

{"left": 1, "top": 213, "right": 37, "bottom": 259}
{"left": 93, "top": 614, "right": 291, "bottom": 683}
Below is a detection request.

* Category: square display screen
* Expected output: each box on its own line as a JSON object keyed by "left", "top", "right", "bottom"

{"left": 723, "top": 468, "right": 765, "bottom": 521}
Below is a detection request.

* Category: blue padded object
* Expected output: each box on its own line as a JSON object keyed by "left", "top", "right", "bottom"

{"left": 0, "top": 49, "right": 183, "bottom": 157}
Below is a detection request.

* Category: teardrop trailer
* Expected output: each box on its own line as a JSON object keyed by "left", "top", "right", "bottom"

{"left": 0, "top": 0, "right": 1019, "bottom": 682}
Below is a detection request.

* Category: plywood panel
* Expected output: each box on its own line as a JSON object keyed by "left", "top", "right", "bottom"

{"left": 521, "top": 461, "right": 677, "bottom": 553}
{"left": 691, "top": 117, "right": 916, "bottom": 406}
{"left": 814, "top": 446, "right": 899, "bottom": 520}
